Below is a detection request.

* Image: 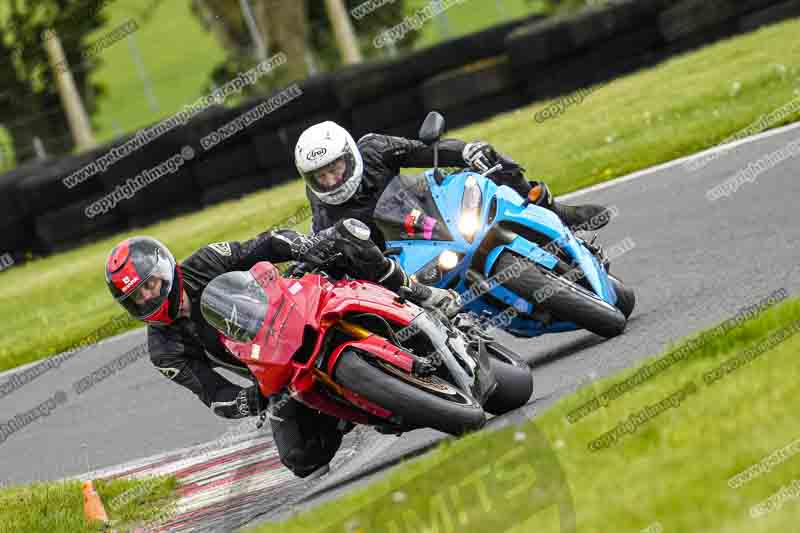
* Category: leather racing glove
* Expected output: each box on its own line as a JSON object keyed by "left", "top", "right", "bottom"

{"left": 462, "top": 141, "right": 500, "bottom": 173}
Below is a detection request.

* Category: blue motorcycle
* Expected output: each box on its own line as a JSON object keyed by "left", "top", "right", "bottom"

{"left": 374, "top": 112, "right": 635, "bottom": 339}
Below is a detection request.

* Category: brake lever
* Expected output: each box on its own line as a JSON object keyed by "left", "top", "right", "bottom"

{"left": 480, "top": 163, "right": 503, "bottom": 178}
{"left": 287, "top": 261, "right": 311, "bottom": 278}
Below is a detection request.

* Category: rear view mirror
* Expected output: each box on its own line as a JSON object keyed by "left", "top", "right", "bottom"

{"left": 419, "top": 112, "right": 446, "bottom": 145}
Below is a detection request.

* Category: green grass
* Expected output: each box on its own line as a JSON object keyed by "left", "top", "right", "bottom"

{"left": 2, "top": 18, "right": 800, "bottom": 372}
{"left": 0, "top": 475, "right": 177, "bottom": 533}
{"left": 73, "top": 0, "right": 547, "bottom": 144}
{"left": 245, "top": 298, "right": 800, "bottom": 533}
{"left": 86, "top": 0, "right": 228, "bottom": 143}
{"left": 404, "top": 0, "right": 548, "bottom": 49}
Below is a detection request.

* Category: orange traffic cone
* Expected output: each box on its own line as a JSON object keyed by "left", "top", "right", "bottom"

{"left": 82, "top": 479, "right": 109, "bottom": 524}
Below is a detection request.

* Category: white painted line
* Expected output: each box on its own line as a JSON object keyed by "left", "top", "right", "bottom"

{"left": 0, "top": 327, "right": 145, "bottom": 381}
{"left": 558, "top": 120, "right": 800, "bottom": 201}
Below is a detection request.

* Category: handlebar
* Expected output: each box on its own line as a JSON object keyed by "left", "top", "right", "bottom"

{"left": 287, "top": 252, "right": 344, "bottom": 278}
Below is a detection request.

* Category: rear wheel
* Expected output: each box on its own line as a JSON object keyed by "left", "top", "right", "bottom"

{"left": 333, "top": 349, "right": 486, "bottom": 436}
{"left": 482, "top": 342, "right": 533, "bottom": 416}
{"left": 494, "top": 251, "right": 626, "bottom": 338}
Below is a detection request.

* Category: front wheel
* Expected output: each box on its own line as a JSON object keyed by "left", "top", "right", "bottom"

{"left": 333, "top": 349, "right": 486, "bottom": 436}
{"left": 608, "top": 274, "right": 635, "bottom": 319}
{"left": 482, "top": 342, "right": 533, "bottom": 416}
{"left": 494, "top": 251, "right": 626, "bottom": 338}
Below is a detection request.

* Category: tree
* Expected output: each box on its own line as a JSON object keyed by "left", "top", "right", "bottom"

{"left": 0, "top": 0, "right": 113, "bottom": 164}
{"left": 190, "top": 0, "right": 418, "bottom": 96}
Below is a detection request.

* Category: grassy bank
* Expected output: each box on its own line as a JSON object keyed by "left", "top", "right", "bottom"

{"left": 0, "top": 476, "right": 177, "bottom": 533}
{"left": 2, "top": 18, "right": 800, "bottom": 372}
{"left": 246, "top": 296, "right": 800, "bottom": 532}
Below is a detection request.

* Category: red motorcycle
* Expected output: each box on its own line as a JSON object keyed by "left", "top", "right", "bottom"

{"left": 199, "top": 256, "right": 533, "bottom": 436}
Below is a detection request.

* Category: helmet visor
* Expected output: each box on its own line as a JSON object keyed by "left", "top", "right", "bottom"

{"left": 116, "top": 249, "right": 175, "bottom": 319}
{"left": 302, "top": 149, "right": 357, "bottom": 194}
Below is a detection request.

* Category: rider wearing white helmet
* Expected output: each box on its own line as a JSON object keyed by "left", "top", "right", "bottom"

{"left": 295, "top": 121, "right": 609, "bottom": 249}
{"left": 295, "top": 121, "right": 365, "bottom": 207}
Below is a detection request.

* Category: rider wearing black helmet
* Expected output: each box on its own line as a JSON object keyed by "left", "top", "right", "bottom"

{"left": 105, "top": 220, "right": 459, "bottom": 477}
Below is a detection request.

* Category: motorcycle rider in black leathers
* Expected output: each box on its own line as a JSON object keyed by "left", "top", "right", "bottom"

{"left": 294, "top": 121, "right": 610, "bottom": 249}
{"left": 104, "top": 220, "right": 460, "bottom": 478}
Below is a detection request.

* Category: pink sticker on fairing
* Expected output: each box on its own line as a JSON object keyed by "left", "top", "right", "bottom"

{"left": 423, "top": 216, "right": 437, "bottom": 240}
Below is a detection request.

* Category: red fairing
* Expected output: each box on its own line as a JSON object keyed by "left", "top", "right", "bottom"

{"left": 219, "top": 261, "right": 423, "bottom": 423}
{"left": 320, "top": 278, "right": 420, "bottom": 326}
{"left": 327, "top": 336, "right": 415, "bottom": 375}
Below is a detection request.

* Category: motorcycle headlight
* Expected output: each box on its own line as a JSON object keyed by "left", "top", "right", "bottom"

{"left": 438, "top": 250, "right": 459, "bottom": 271}
{"left": 414, "top": 250, "right": 463, "bottom": 285}
{"left": 459, "top": 175, "right": 483, "bottom": 242}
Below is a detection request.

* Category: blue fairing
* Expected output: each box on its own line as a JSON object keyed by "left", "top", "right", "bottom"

{"left": 379, "top": 169, "right": 618, "bottom": 337}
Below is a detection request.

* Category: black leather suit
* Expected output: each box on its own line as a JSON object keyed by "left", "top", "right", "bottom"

{"left": 307, "top": 134, "right": 530, "bottom": 248}
{"left": 147, "top": 228, "right": 407, "bottom": 477}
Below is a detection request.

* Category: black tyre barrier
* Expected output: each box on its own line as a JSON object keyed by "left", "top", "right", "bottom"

{"left": 506, "top": 18, "right": 574, "bottom": 75}
{"left": 0, "top": 219, "right": 35, "bottom": 257}
{"left": 200, "top": 173, "right": 272, "bottom": 207}
{"left": 350, "top": 87, "right": 424, "bottom": 133}
{"left": 334, "top": 13, "right": 545, "bottom": 108}
{"left": 739, "top": 0, "right": 800, "bottom": 31}
{"left": 17, "top": 152, "right": 105, "bottom": 216}
{"left": 179, "top": 105, "right": 244, "bottom": 152}
{"left": 192, "top": 141, "right": 262, "bottom": 190}
{"left": 111, "top": 168, "right": 200, "bottom": 222}
{"left": 523, "top": 27, "right": 663, "bottom": 103}
{"left": 263, "top": 165, "right": 297, "bottom": 188}
{"left": 33, "top": 192, "right": 126, "bottom": 252}
{"left": 382, "top": 118, "right": 426, "bottom": 140}
{"left": 251, "top": 131, "right": 292, "bottom": 170}
{"left": 0, "top": 159, "right": 45, "bottom": 227}
{"left": 421, "top": 57, "right": 517, "bottom": 112}
{"left": 124, "top": 201, "right": 202, "bottom": 231}
{"left": 567, "top": 0, "right": 665, "bottom": 49}
{"left": 93, "top": 121, "right": 195, "bottom": 193}
{"left": 445, "top": 90, "right": 525, "bottom": 131}
{"left": 658, "top": 20, "right": 742, "bottom": 58}
{"left": 658, "top": 0, "right": 738, "bottom": 42}
{"left": 244, "top": 73, "right": 338, "bottom": 134}
{"left": 507, "top": 0, "right": 665, "bottom": 76}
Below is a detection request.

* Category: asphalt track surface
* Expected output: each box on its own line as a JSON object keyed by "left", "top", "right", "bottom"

{"left": 1, "top": 122, "right": 799, "bottom": 531}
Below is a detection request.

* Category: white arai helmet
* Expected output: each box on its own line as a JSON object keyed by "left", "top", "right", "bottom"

{"left": 294, "top": 121, "right": 364, "bottom": 206}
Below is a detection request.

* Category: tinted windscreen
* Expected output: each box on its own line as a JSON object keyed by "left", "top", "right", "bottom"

{"left": 374, "top": 174, "right": 452, "bottom": 242}
{"left": 200, "top": 271, "right": 269, "bottom": 343}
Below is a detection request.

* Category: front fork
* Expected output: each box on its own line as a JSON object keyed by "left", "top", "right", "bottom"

{"left": 578, "top": 234, "right": 611, "bottom": 272}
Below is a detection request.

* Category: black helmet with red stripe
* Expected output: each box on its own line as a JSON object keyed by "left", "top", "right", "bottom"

{"left": 105, "top": 237, "right": 184, "bottom": 325}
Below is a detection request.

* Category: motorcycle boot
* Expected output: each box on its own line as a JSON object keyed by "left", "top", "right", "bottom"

{"left": 527, "top": 181, "right": 610, "bottom": 231}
